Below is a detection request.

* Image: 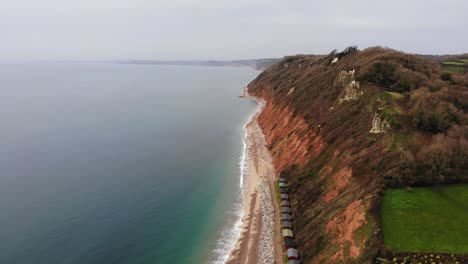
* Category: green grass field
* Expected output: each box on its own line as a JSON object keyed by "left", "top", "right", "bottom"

{"left": 381, "top": 185, "right": 468, "bottom": 254}
{"left": 443, "top": 65, "right": 465, "bottom": 73}
{"left": 442, "top": 60, "right": 467, "bottom": 73}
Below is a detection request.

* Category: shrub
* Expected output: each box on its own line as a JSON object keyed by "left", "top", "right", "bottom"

{"left": 410, "top": 89, "right": 461, "bottom": 133}
{"left": 362, "top": 62, "right": 398, "bottom": 89}
{"left": 441, "top": 72, "right": 453, "bottom": 82}
{"left": 413, "top": 102, "right": 458, "bottom": 133}
{"left": 337, "top": 46, "right": 358, "bottom": 59}
{"left": 283, "top": 56, "right": 296, "bottom": 64}
{"left": 428, "top": 85, "right": 440, "bottom": 92}
{"left": 418, "top": 129, "right": 468, "bottom": 184}
{"left": 328, "top": 49, "right": 337, "bottom": 56}
{"left": 395, "top": 79, "right": 412, "bottom": 92}
{"left": 383, "top": 151, "right": 417, "bottom": 187}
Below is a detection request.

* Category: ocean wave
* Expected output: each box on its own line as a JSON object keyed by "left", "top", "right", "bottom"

{"left": 211, "top": 103, "right": 258, "bottom": 264}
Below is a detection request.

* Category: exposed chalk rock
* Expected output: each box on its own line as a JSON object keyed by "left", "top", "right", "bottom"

{"left": 336, "top": 70, "right": 353, "bottom": 86}
{"left": 369, "top": 113, "right": 390, "bottom": 133}
{"left": 336, "top": 70, "right": 362, "bottom": 103}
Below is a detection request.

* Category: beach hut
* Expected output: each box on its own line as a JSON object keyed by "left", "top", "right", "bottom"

{"left": 279, "top": 187, "right": 288, "bottom": 193}
{"left": 282, "top": 229, "right": 294, "bottom": 238}
{"left": 281, "top": 213, "right": 292, "bottom": 221}
{"left": 282, "top": 207, "right": 292, "bottom": 214}
{"left": 282, "top": 220, "right": 293, "bottom": 229}
{"left": 279, "top": 182, "right": 287, "bottom": 187}
{"left": 280, "top": 193, "right": 289, "bottom": 200}
{"left": 287, "top": 248, "right": 299, "bottom": 260}
{"left": 288, "top": 260, "right": 301, "bottom": 264}
{"left": 279, "top": 177, "right": 287, "bottom": 183}
{"left": 284, "top": 237, "right": 295, "bottom": 248}
{"left": 281, "top": 200, "right": 290, "bottom": 206}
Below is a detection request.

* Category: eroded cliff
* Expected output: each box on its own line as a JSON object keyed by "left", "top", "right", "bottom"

{"left": 247, "top": 47, "right": 468, "bottom": 263}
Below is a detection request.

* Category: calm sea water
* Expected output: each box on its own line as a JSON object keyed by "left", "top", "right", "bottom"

{"left": 0, "top": 62, "right": 259, "bottom": 264}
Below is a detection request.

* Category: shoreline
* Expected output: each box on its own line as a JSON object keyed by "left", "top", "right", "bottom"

{"left": 225, "top": 90, "right": 282, "bottom": 264}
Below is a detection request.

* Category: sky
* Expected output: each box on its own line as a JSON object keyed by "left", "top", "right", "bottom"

{"left": 1, "top": 0, "right": 467, "bottom": 60}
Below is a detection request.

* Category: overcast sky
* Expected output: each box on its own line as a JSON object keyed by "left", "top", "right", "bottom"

{"left": 1, "top": 0, "right": 467, "bottom": 60}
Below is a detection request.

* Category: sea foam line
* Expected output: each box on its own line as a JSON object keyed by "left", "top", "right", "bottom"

{"left": 211, "top": 100, "right": 260, "bottom": 264}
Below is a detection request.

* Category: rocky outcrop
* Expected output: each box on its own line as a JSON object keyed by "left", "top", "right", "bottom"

{"left": 370, "top": 113, "right": 390, "bottom": 133}
{"left": 335, "top": 69, "right": 355, "bottom": 86}
{"left": 336, "top": 70, "right": 362, "bottom": 103}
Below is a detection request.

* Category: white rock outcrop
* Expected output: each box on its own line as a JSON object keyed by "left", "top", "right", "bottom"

{"left": 370, "top": 113, "right": 390, "bottom": 133}
{"left": 336, "top": 70, "right": 362, "bottom": 103}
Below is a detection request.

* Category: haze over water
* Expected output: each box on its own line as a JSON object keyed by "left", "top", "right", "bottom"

{"left": 0, "top": 62, "right": 259, "bottom": 263}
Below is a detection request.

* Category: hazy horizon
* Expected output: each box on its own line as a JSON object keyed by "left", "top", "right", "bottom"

{"left": 2, "top": 0, "right": 468, "bottom": 60}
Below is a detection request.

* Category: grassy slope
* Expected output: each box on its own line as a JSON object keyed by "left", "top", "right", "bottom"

{"left": 382, "top": 185, "right": 468, "bottom": 254}
{"left": 443, "top": 65, "right": 465, "bottom": 73}
{"left": 442, "top": 59, "right": 468, "bottom": 73}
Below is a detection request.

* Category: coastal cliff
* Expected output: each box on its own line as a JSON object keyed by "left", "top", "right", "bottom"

{"left": 247, "top": 47, "right": 468, "bottom": 263}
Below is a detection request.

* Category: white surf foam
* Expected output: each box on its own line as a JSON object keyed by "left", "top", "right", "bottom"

{"left": 211, "top": 101, "right": 259, "bottom": 264}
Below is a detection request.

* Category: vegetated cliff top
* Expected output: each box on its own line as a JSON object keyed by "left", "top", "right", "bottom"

{"left": 420, "top": 53, "right": 468, "bottom": 63}
{"left": 251, "top": 46, "right": 467, "bottom": 186}
{"left": 248, "top": 46, "right": 467, "bottom": 263}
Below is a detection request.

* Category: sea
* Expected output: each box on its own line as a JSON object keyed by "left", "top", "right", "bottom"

{"left": 0, "top": 62, "right": 259, "bottom": 264}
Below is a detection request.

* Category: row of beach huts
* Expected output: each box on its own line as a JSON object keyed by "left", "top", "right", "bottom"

{"left": 278, "top": 177, "right": 300, "bottom": 264}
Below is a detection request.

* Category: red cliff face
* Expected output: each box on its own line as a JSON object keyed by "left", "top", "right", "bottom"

{"left": 247, "top": 47, "right": 467, "bottom": 263}
{"left": 251, "top": 85, "right": 381, "bottom": 264}
{"left": 247, "top": 51, "right": 384, "bottom": 263}
{"left": 257, "top": 98, "right": 326, "bottom": 173}
{"left": 259, "top": 103, "right": 379, "bottom": 263}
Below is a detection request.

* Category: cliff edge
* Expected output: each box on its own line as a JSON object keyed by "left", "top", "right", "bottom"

{"left": 247, "top": 47, "right": 468, "bottom": 263}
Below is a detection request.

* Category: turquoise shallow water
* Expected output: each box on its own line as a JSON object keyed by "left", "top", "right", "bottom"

{"left": 0, "top": 62, "right": 259, "bottom": 263}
